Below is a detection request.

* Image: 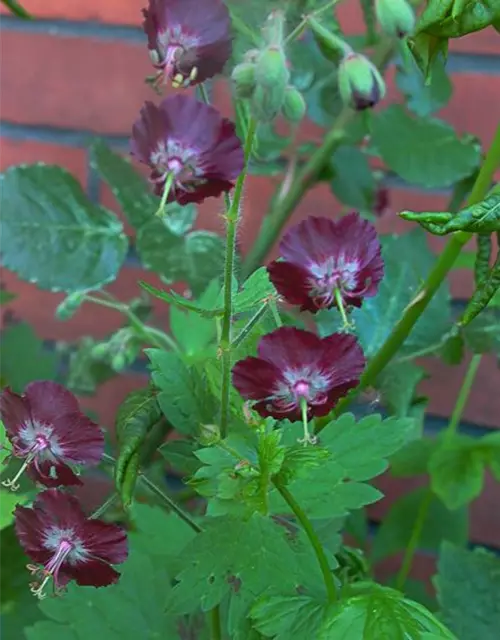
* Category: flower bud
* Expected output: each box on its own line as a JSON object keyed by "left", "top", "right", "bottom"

{"left": 55, "top": 292, "right": 85, "bottom": 321}
{"left": 338, "top": 52, "right": 386, "bottom": 111}
{"left": 282, "top": 86, "right": 307, "bottom": 123}
{"left": 90, "top": 342, "right": 109, "bottom": 360}
{"left": 253, "top": 47, "right": 289, "bottom": 122}
{"left": 231, "top": 62, "right": 256, "bottom": 98}
{"left": 198, "top": 423, "right": 221, "bottom": 446}
{"left": 111, "top": 352, "right": 127, "bottom": 372}
{"left": 261, "top": 10, "right": 286, "bottom": 47}
{"left": 375, "top": 0, "right": 415, "bottom": 38}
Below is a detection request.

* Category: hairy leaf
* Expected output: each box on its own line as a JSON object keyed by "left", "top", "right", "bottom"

{"left": 0, "top": 164, "right": 128, "bottom": 292}
{"left": 396, "top": 52, "right": 452, "bottom": 117}
{"left": 329, "top": 146, "right": 376, "bottom": 211}
{"left": 251, "top": 595, "right": 328, "bottom": 639}
{"left": 416, "top": 0, "right": 500, "bottom": 38}
{"left": 370, "top": 106, "right": 480, "bottom": 188}
{"left": 376, "top": 361, "right": 427, "bottom": 417}
{"left": 435, "top": 542, "right": 500, "bottom": 640}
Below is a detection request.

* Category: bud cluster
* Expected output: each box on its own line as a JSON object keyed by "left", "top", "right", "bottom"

{"left": 231, "top": 11, "right": 306, "bottom": 124}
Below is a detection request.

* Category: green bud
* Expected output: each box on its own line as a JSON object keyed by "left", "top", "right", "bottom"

{"left": 251, "top": 85, "right": 283, "bottom": 122}
{"left": 307, "top": 16, "right": 350, "bottom": 63}
{"left": 338, "top": 52, "right": 386, "bottom": 111}
{"left": 261, "top": 10, "right": 286, "bottom": 47}
{"left": 90, "top": 343, "right": 109, "bottom": 360}
{"left": 111, "top": 352, "right": 127, "bottom": 372}
{"left": 255, "top": 47, "right": 289, "bottom": 90}
{"left": 198, "top": 423, "right": 221, "bottom": 446}
{"left": 282, "top": 86, "right": 306, "bottom": 123}
{"left": 231, "top": 62, "right": 256, "bottom": 98}
{"left": 55, "top": 292, "right": 85, "bottom": 320}
{"left": 375, "top": 0, "right": 415, "bottom": 38}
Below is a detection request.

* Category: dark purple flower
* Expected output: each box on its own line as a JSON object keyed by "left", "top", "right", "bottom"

{"left": 131, "top": 95, "right": 244, "bottom": 205}
{"left": 15, "top": 489, "right": 128, "bottom": 598}
{"left": 267, "top": 214, "right": 384, "bottom": 314}
{"left": 0, "top": 381, "right": 104, "bottom": 491}
{"left": 232, "top": 327, "right": 365, "bottom": 422}
{"left": 143, "top": 0, "right": 232, "bottom": 88}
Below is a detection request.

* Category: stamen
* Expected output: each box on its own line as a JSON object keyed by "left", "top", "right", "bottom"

{"left": 189, "top": 66, "right": 198, "bottom": 83}
{"left": 30, "top": 573, "right": 51, "bottom": 600}
{"left": 26, "top": 540, "right": 74, "bottom": 599}
{"left": 2, "top": 454, "right": 34, "bottom": 491}
{"left": 334, "top": 288, "right": 352, "bottom": 330}
{"left": 297, "top": 397, "right": 317, "bottom": 447}
{"left": 172, "top": 73, "right": 184, "bottom": 88}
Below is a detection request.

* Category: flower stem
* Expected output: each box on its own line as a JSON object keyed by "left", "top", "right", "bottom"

{"left": 395, "top": 352, "right": 482, "bottom": 590}
{"left": 241, "top": 36, "right": 396, "bottom": 278}
{"left": 83, "top": 294, "right": 179, "bottom": 352}
{"left": 219, "top": 117, "right": 257, "bottom": 439}
{"left": 274, "top": 481, "right": 337, "bottom": 603}
{"left": 317, "top": 122, "right": 500, "bottom": 431}
{"left": 89, "top": 492, "right": 118, "bottom": 519}
{"left": 231, "top": 303, "right": 268, "bottom": 348}
{"left": 269, "top": 298, "right": 283, "bottom": 328}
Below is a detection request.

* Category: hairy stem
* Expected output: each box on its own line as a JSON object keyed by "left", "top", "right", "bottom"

{"left": 395, "top": 352, "right": 482, "bottom": 590}
{"left": 241, "top": 37, "right": 395, "bottom": 278}
{"left": 219, "top": 118, "right": 257, "bottom": 438}
{"left": 318, "top": 122, "right": 500, "bottom": 431}
{"left": 274, "top": 481, "right": 337, "bottom": 603}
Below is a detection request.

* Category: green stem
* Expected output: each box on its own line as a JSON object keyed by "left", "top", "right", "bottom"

{"left": 197, "top": 83, "right": 211, "bottom": 104}
{"left": 231, "top": 303, "right": 268, "bottom": 348}
{"left": 274, "top": 481, "right": 337, "bottom": 603}
{"left": 83, "top": 294, "right": 179, "bottom": 352}
{"left": 395, "top": 352, "right": 482, "bottom": 590}
{"left": 284, "top": 0, "right": 344, "bottom": 45}
{"left": 395, "top": 489, "right": 432, "bottom": 591}
{"left": 241, "top": 37, "right": 396, "bottom": 278}
{"left": 444, "top": 353, "right": 482, "bottom": 442}
{"left": 269, "top": 298, "right": 283, "bottom": 328}
{"left": 89, "top": 492, "right": 118, "bottom": 519}
{"left": 317, "top": 122, "right": 500, "bottom": 432}
{"left": 219, "top": 118, "right": 258, "bottom": 438}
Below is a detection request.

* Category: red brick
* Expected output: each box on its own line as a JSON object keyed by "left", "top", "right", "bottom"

{"left": 0, "top": 32, "right": 152, "bottom": 134}
{"left": 0, "top": 0, "right": 143, "bottom": 25}
{"left": 0, "top": 138, "right": 87, "bottom": 184}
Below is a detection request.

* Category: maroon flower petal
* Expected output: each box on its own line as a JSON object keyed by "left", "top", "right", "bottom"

{"left": 27, "top": 460, "right": 83, "bottom": 488}
{"left": 257, "top": 327, "right": 323, "bottom": 371}
{"left": 266, "top": 261, "right": 317, "bottom": 312}
{"left": 66, "top": 558, "right": 121, "bottom": 588}
{"left": 232, "top": 357, "right": 284, "bottom": 402}
{"left": 14, "top": 503, "right": 52, "bottom": 563}
{"left": 80, "top": 519, "right": 129, "bottom": 565}
{"left": 25, "top": 381, "right": 80, "bottom": 424}
{"left": 319, "top": 333, "right": 366, "bottom": 386}
{"left": 35, "top": 489, "right": 86, "bottom": 530}
{"left": 0, "top": 387, "right": 30, "bottom": 439}
{"left": 50, "top": 413, "right": 104, "bottom": 466}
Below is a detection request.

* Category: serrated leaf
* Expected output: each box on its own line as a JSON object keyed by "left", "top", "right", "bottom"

{"left": 166, "top": 515, "right": 301, "bottom": 616}
{"left": 318, "top": 413, "right": 416, "bottom": 480}
{"left": 251, "top": 595, "right": 328, "bottom": 640}
{"left": 318, "top": 583, "right": 455, "bottom": 639}
{"left": 396, "top": 53, "right": 452, "bottom": 117}
{"left": 234, "top": 267, "right": 277, "bottom": 313}
{"left": 0, "top": 489, "right": 27, "bottom": 530}
{"left": 0, "top": 164, "right": 128, "bottom": 292}
{"left": 137, "top": 217, "right": 225, "bottom": 296}
{"left": 371, "top": 487, "right": 468, "bottom": 562}
{"left": 147, "top": 349, "right": 218, "bottom": 435}
{"left": 24, "top": 549, "right": 179, "bottom": 640}
{"left": 159, "top": 439, "right": 202, "bottom": 476}
{"left": 429, "top": 435, "right": 486, "bottom": 509}
{"left": 66, "top": 337, "right": 116, "bottom": 396}
{"left": 376, "top": 361, "right": 427, "bottom": 417}
{"left": 462, "top": 310, "right": 500, "bottom": 356}
{"left": 170, "top": 304, "right": 217, "bottom": 359}
{"left": 0, "top": 322, "right": 58, "bottom": 392}
{"left": 416, "top": 0, "right": 500, "bottom": 38}
{"left": 370, "top": 106, "right": 480, "bottom": 188}
{"left": 435, "top": 542, "right": 500, "bottom": 640}
{"left": 390, "top": 437, "right": 438, "bottom": 477}
{"left": 317, "top": 229, "right": 453, "bottom": 358}
{"left": 330, "top": 146, "right": 376, "bottom": 211}
{"left": 115, "top": 387, "right": 162, "bottom": 505}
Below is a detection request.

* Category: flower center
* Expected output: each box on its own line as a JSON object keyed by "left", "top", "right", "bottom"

{"left": 308, "top": 258, "right": 360, "bottom": 308}
{"left": 150, "top": 140, "right": 205, "bottom": 195}
{"left": 28, "top": 538, "right": 74, "bottom": 600}
{"left": 2, "top": 427, "right": 55, "bottom": 492}
{"left": 151, "top": 26, "right": 201, "bottom": 87}
{"left": 293, "top": 380, "right": 310, "bottom": 401}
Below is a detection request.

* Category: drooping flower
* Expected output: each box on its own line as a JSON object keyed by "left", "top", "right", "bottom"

{"left": 232, "top": 327, "right": 365, "bottom": 422}
{"left": 131, "top": 95, "right": 244, "bottom": 205}
{"left": 15, "top": 489, "right": 128, "bottom": 598}
{"left": 0, "top": 381, "right": 104, "bottom": 491}
{"left": 142, "top": 0, "right": 232, "bottom": 89}
{"left": 267, "top": 213, "right": 384, "bottom": 314}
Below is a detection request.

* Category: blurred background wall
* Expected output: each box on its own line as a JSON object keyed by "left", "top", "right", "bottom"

{"left": 1, "top": 0, "right": 499, "bottom": 582}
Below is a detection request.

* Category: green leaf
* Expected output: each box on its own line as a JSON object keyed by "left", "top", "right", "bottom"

{"left": 24, "top": 549, "right": 179, "bottom": 640}
{"left": 435, "top": 542, "right": 500, "bottom": 640}
{"left": 318, "top": 583, "right": 455, "bottom": 638}
{"left": 329, "top": 146, "right": 376, "bottom": 211}
{"left": 376, "top": 361, "right": 427, "bottom": 417}
{"left": 429, "top": 435, "right": 486, "bottom": 509}
{"left": 370, "top": 106, "right": 480, "bottom": 188}
{"left": 115, "top": 387, "right": 162, "bottom": 506}
{"left": 0, "top": 289, "right": 16, "bottom": 305}
{"left": 462, "top": 308, "right": 500, "bottom": 356}
{"left": 251, "top": 595, "right": 328, "bottom": 640}
{"left": 137, "top": 216, "right": 225, "bottom": 296}
{"left": 396, "top": 52, "right": 452, "bottom": 117}
{"left": 416, "top": 0, "right": 500, "bottom": 38}
{"left": 0, "top": 164, "right": 128, "bottom": 292}
{"left": 390, "top": 437, "right": 438, "bottom": 477}
{"left": 65, "top": 337, "right": 116, "bottom": 395}
{"left": 1, "top": 0, "right": 31, "bottom": 18}
{"left": 170, "top": 304, "right": 217, "bottom": 360}
{"left": 147, "top": 349, "right": 217, "bottom": 435}
{"left": 166, "top": 515, "right": 301, "bottom": 616}
{"left": 234, "top": 267, "right": 277, "bottom": 313}
{"left": 0, "top": 489, "right": 27, "bottom": 530}
{"left": 406, "top": 32, "right": 449, "bottom": 80}
{"left": 317, "top": 229, "right": 452, "bottom": 359}
{"left": 159, "top": 439, "right": 202, "bottom": 476}
{"left": 401, "top": 193, "right": 500, "bottom": 235}
{"left": 0, "top": 323, "right": 58, "bottom": 392}
{"left": 371, "top": 487, "right": 468, "bottom": 562}
{"left": 318, "top": 413, "right": 416, "bottom": 481}
{"left": 89, "top": 140, "right": 158, "bottom": 230}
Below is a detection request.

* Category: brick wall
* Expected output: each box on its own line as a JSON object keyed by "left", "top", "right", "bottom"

{"left": 1, "top": 1, "right": 499, "bottom": 573}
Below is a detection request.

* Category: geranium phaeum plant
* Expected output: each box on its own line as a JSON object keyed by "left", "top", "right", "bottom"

{"left": 2, "top": 0, "right": 500, "bottom": 637}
